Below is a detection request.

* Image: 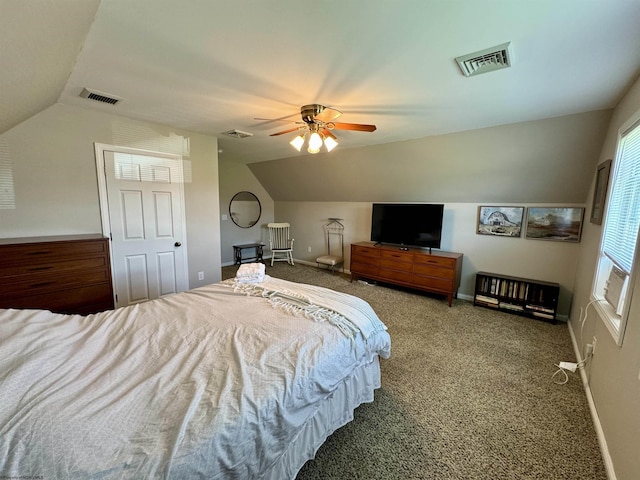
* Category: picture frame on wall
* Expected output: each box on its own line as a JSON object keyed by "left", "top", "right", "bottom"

{"left": 525, "top": 207, "right": 585, "bottom": 242}
{"left": 476, "top": 206, "right": 524, "bottom": 237}
{"left": 590, "top": 159, "right": 612, "bottom": 225}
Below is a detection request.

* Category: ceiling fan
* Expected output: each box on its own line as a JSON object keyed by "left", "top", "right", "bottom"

{"left": 267, "top": 104, "right": 377, "bottom": 154}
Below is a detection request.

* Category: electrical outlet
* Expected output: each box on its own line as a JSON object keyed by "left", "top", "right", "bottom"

{"left": 307, "top": 246, "right": 311, "bottom": 253}
{"left": 198, "top": 271, "right": 204, "bottom": 281}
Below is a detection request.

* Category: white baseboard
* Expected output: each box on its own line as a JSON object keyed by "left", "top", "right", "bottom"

{"left": 567, "top": 320, "right": 617, "bottom": 480}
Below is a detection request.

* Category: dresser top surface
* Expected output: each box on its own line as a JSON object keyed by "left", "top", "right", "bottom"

{"left": 0, "top": 234, "right": 107, "bottom": 246}
{"left": 352, "top": 241, "right": 462, "bottom": 259}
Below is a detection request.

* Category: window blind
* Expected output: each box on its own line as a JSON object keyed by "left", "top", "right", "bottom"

{"left": 602, "top": 122, "right": 640, "bottom": 274}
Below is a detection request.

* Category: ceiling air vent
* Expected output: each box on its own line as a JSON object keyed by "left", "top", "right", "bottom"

{"left": 455, "top": 42, "right": 512, "bottom": 77}
{"left": 79, "top": 88, "right": 122, "bottom": 105}
{"left": 221, "top": 129, "right": 253, "bottom": 139}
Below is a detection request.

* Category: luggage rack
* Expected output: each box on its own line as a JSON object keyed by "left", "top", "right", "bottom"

{"left": 316, "top": 218, "right": 344, "bottom": 273}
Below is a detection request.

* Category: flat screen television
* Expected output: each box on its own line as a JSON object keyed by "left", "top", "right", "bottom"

{"left": 370, "top": 203, "right": 444, "bottom": 250}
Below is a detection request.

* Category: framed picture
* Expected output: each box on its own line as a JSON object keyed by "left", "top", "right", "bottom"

{"left": 590, "top": 159, "right": 612, "bottom": 225}
{"left": 476, "top": 206, "right": 524, "bottom": 237}
{"left": 525, "top": 207, "right": 585, "bottom": 242}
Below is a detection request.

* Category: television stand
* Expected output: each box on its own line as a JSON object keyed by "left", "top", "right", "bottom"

{"left": 350, "top": 242, "right": 463, "bottom": 306}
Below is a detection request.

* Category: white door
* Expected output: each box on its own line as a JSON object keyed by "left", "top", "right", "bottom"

{"left": 103, "top": 150, "right": 188, "bottom": 308}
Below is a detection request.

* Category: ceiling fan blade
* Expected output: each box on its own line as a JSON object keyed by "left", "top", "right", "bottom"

{"left": 254, "top": 117, "right": 291, "bottom": 122}
{"left": 331, "top": 122, "right": 377, "bottom": 132}
{"left": 270, "top": 126, "right": 303, "bottom": 136}
{"left": 314, "top": 107, "right": 342, "bottom": 123}
{"left": 321, "top": 128, "right": 337, "bottom": 140}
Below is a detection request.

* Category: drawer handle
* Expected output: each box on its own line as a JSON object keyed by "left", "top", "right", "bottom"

{"left": 28, "top": 266, "right": 53, "bottom": 271}
{"left": 30, "top": 281, "right": 56, "bottom": 288}
{"left": 26, "top": 251, "right": 52, "bottom": 256}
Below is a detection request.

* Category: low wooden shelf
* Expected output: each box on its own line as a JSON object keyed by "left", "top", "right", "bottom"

{"left": 473, "top": 271, "right": 559, "bottom": 323}
{"left": 350, "top": 242, "right": 463, "bottom": 306}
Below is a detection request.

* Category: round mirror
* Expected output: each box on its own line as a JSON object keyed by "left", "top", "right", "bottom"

{"left": 229, "top": 191, "right": 261, "bottom": 228}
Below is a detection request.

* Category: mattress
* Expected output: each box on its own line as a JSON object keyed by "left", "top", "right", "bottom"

{"left": 0, "top": 276, "right": 390, "bottom": 479}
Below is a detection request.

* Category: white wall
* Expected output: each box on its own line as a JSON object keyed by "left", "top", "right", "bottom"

{"left": 571, "top": 75, "right": 640, "bottom": 480}
{"left": 0, "top": 103, "right": 221, "bottom": 288}
{"left": 249, "top": 111, "right": 612, "bottom": 204}
{"left": 275, "top": 201, "right": 582, "bottom": 316}
{"left": 218, "top": 159, "right": 275, "bottom": 265}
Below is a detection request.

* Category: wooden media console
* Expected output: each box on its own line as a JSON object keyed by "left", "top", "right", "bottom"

{"left": 350, "top": 242, "right": 463, "bottom": 306}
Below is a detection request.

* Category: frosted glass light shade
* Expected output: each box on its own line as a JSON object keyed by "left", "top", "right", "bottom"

{"left": 324, "top": 136, "right": 338, "bottom": 152}
{"left": 290, "top": 135, "right": 305, "bottom": 151}
{"left": 308, "top": 132, "right": 322, "bottom": 151}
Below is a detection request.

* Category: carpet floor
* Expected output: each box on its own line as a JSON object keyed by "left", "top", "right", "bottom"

{"left": 222, "top": 263, "right": 606, "bottom": 480}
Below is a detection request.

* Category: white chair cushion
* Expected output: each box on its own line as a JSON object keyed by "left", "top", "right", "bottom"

{"left": 316, "top": 255, "right": 343, "bottom": 266}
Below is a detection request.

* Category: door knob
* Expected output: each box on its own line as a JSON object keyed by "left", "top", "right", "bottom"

{"left": 174, "top": 241, "right": 182, "bottom": 247}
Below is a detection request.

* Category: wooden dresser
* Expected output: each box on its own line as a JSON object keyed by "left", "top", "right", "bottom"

{"left": 0, "top": 234, "right": 114, "bottom": 315}
{"left": 350, "top": 242, "right": 463, "bottom": 306}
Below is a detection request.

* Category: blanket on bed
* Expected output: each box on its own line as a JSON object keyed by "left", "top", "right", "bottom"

{"left": 0, "top": 278, "right": 390, "bottom": 479}
{"left": 229, "top": 277, "right": 389, "bottom": 350}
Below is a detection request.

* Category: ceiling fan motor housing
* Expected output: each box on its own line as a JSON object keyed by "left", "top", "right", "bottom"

{"left": 301, "top": 104, "right": 325, "bottom": 124}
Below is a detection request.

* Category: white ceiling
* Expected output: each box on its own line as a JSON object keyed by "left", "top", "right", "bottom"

{"left": 4, "top": 0, "right": 640, "bottom": 164}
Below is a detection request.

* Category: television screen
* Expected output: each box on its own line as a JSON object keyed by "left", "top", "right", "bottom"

{"left": 370, "top": 203, "right": 444, "bottom": 249}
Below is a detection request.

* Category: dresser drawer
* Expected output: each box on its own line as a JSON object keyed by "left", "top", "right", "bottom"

{"left": 414, "top": 263, "right": 456, "bottom": 279}
{"left": 0, "top": 267, "right": 111, "bottom": 296}
{"left": 379, "top": 249, "right": 413, "bottom": 262}
{"left": 379, "top": 268, "right": 413, "bottom": 284}
{"left": 0, "top": 256, "right": 109, "bottom": 277}
{"left": 352, "top": 244, "right": 381, "bottom": 257}
{"left": 0, "top": 239, "right": 108, "bottom": 268}
{"left": 0, "top": 283, "right": 114, "bottom": 314}
{"left": 413, "top": 254, "right": 456, "bottom": 268}
{"left": 350, "top": 261, "right": 380, "bottom": 277}
{"left": 412, "top": 274, "right": 453, "bottom": 291}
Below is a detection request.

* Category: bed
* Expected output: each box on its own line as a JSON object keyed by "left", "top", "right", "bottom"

{"left": 0, "top": 275, "right": 391, "bottom": 479}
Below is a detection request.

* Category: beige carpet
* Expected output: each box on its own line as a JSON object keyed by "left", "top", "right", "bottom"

{"left": 222, "top": 263, "right": 606, "bottom": 480}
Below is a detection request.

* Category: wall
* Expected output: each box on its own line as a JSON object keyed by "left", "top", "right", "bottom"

{"left": 0, "top": 103, "right": 221, "bottom": 288}
{"left": 249, "top": 111, "right": 611, "bottom": 203}
{"left": 275, "top": 201, "right": 583, "bottom": 316}
{"left": 218, "top": 159, "right": 274, "bottom": 265}
{"left": 571, "top": 76, "right": 640, "bottom": 480}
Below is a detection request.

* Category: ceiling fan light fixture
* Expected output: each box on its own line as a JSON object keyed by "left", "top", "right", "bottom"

{"left": 323, "top": 135, "right": 338, "bottom": 152}
{"left": 308, "top": 132, "right": 323, "bottom": 152}
{"left": 290, "top": 134, "right": 305, "bottom": 151}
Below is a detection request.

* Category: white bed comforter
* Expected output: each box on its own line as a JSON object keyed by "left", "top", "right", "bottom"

{"left": 0, "top": 277, "right": 390, "bottom": 479}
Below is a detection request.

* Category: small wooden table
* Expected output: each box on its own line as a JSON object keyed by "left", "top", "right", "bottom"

{"left": 233, "top": 243, "right": 265, "bottom": 265}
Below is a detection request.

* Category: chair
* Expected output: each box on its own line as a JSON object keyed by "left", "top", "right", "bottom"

{"left": 267, "top": 223, "right": 295, "bottom": 266}
{"left": 316, "top": 218, "right": 344, "bottom": 273}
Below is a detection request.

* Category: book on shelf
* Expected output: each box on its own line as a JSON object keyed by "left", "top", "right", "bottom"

{"left": 525, "top": 304, "right": 555, "bottom": 314}
{"left": 476, "top": 294, "right": 499, "bottom": 305}
{"left": 499, "top": 302, "right": 524, "bottom": 311}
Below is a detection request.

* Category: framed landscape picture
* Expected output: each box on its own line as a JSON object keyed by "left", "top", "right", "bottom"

{"left": 476, "top": 206, "right": 524, "bottom": 237}
{"left": 525, "top": 207, "right": 585, "bottom": 242}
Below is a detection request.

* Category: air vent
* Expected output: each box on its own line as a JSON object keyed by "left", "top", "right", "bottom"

{"left": 79, "top": 88, "right": 122, "bottom": 105}
{"left": 455, "top": 42, "right": 512, "bottom": 77}
{"left": 221, "top": 129, "right": 253, "bottom": 139}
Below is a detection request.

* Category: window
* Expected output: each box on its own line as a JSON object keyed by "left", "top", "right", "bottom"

{"left": 593, "top": 120, "right": 640, "bottom": 344}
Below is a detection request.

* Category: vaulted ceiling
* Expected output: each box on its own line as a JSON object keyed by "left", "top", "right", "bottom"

{"left": 2, "top": 0, "right": 640, "bottom": 164}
